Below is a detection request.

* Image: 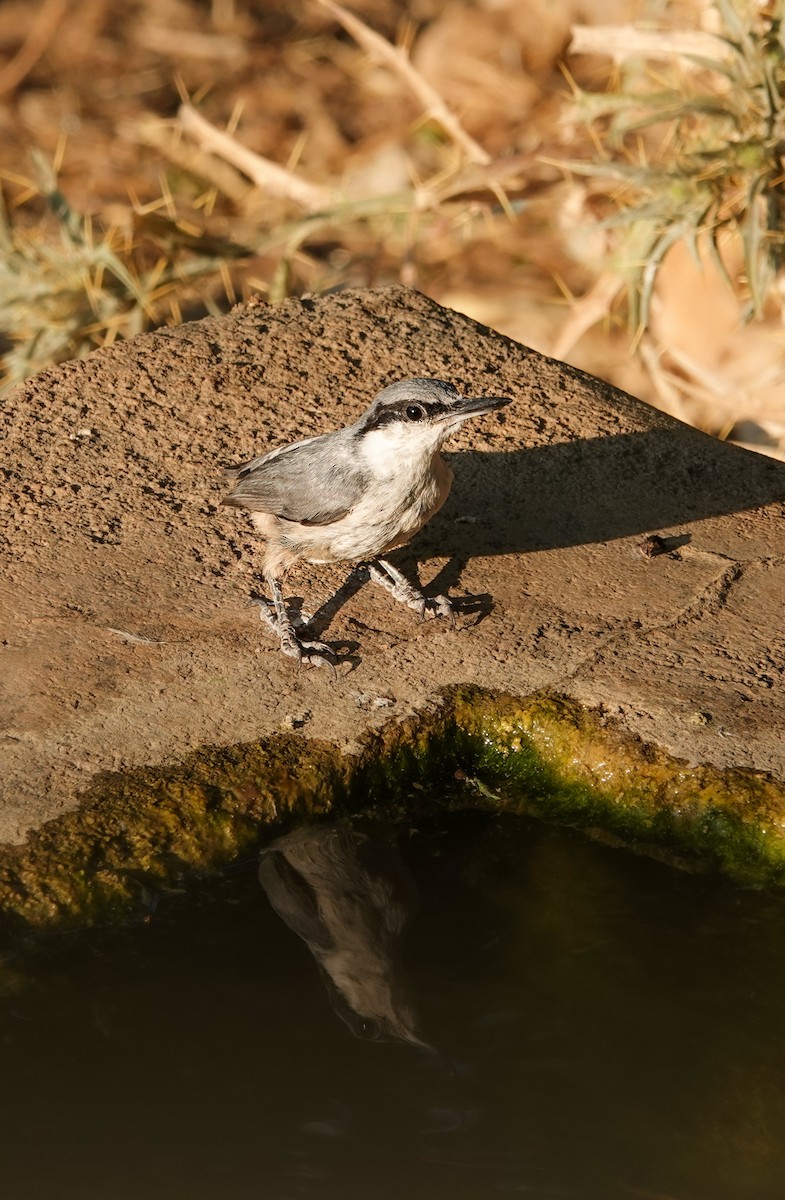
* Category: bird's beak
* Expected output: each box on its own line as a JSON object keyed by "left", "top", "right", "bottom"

{"left": 438, "top": 393, "right": 511, "bottom": 425}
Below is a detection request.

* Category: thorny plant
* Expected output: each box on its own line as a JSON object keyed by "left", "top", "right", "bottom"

{"left": 0, "top": 153, "right": 248, "bottom": 392}
{"left": 568, "top": 0, "right": 785, "bottom": 329}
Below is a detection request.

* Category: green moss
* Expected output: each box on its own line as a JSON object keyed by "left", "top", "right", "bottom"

{"left": 2, "top": 689, "right": 785, "bottom": 934}
{"left": 0, "top": 735, "right": 346, "bottom": 930}
{"left": 440, "top": 690, "right": 785, "bottom": 886}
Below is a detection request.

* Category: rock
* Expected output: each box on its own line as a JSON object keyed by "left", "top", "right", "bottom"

{"left": 2, "top": 285, "right": 785, "bottom": 858}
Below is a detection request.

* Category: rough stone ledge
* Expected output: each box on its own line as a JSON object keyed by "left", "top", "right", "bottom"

{"left": 2, "top": 285, "right": 785, "bottom": 903}
{"left": 2, "top": 688, "right": 785, "bottom": 936}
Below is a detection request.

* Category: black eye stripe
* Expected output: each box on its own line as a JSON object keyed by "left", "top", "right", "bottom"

{"left": 359, "top": 399, "right": 451, "bottom": 433}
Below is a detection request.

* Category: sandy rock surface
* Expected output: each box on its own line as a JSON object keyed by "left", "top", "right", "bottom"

{"left": 2, "top": 286, "right": 785, "bottom": 845}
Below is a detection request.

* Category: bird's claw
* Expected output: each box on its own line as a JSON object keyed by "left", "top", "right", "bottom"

{"left": 279, "top": 630, "right": 337, "bottom": 675}
{"left": 251, "top": 595, "right": 277, "bottom": 627}
{"left": 300, "top": 642, "right": 338, "bottom": 674}
{"left": 418, "top": 593, "right": 456, "bottom": 627}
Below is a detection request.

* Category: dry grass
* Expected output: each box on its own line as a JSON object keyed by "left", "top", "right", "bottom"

{"left": 0, "top": 0, "right": 783, "bottom": 457}
{"left": 563, "top": 0, "right": 785, "bottom": 455}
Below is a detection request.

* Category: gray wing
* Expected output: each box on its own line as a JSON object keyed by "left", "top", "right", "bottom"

{"left": 222, "top": 433, "right": 368, "bottom": 525}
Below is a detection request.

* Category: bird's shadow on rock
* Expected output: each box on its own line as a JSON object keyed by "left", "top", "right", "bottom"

{"left": 301, "top": 561, "right": 492, "bottom": 644}
{"left": 298, "top": 566, "right": 369, "bottom": 641}
{"left": 384, "top": 425, "right": 785, "bottom": 630}
{"left": 428, "top": 427, "right": 785, "bottom": 560}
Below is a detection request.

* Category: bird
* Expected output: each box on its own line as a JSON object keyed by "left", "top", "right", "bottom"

{"left": 222, "top": 377, "right": 511, "bottom": 667}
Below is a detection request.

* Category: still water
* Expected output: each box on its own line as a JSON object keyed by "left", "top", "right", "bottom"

{"left": 2, "top": 811, "right": 785, "bottom": 1200}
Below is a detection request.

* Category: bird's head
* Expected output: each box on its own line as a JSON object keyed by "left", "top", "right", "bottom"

{"left": 353, "top": 378, "right": 510, "bottom": 462}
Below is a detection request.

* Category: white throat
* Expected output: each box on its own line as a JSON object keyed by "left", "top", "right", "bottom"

{"left": 359, "top": 424, "right": 445, "bottom": 475}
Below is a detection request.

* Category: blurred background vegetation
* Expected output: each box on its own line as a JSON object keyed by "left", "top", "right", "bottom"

{"left": 1, "top": 0, "right": 784, "bottom": 458}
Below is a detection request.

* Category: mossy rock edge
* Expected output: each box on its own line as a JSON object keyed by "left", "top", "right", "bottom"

{"left": 2, "top": 687, "right": 785, "bottom": 934}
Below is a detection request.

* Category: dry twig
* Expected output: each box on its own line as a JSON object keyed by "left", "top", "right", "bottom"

{"left": 132, "top": 115, "right": 252, "bottom": 206}
{"left": 551, "top": 271, "right": 624, "bottom": 360}
{"left": 0, "top": 0, "right": 68, "bottom": 96}
{"left": 178, "top": 103, "right": 335, "bottom": 212}
{"left": 569, "top": 25, "right": 732, "bottom": 67}
{"left": 133, "top": 25, "right": 247, "bottom": 62}
{"left": 314, "top": 0, "right": 491, "bottom": 166}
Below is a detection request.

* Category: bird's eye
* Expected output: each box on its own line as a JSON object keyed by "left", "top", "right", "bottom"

{"left": 405, "top": 404, "right": 424, "bottom": 421}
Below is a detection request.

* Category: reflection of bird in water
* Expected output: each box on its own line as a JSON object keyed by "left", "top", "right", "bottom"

{"left": 259, "top": 824, "right": 430, "bottom": 1050}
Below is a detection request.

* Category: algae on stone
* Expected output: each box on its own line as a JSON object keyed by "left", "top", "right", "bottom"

{"left": 1, "top": 689, "right": 785, "bottom": 935}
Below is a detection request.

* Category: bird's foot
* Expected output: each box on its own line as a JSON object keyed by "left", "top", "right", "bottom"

{"left": 368, "top": 560, "right": 456, "bottom": 627}
{"left": 252, "top": 596, "right": 337, "bottom": 673}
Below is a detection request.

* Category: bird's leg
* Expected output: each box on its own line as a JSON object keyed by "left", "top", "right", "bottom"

{"left": 257, "top": 573, "right": 337, "bottom": 670}
{"left": 368, "top": 558, "right": 455, "bottom": 624}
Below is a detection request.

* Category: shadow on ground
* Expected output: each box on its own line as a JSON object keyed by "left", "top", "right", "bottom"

{"left": 429, "top": 427, "right": 785, "bottom": 559}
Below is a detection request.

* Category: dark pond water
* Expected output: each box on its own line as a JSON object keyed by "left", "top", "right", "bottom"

{"left": 2, "top": 811, "right": 785, "bottom": 1200}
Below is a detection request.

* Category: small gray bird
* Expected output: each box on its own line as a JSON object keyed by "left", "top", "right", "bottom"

{"left": 223, "top": 377, "right": 510, "bottom": 666}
